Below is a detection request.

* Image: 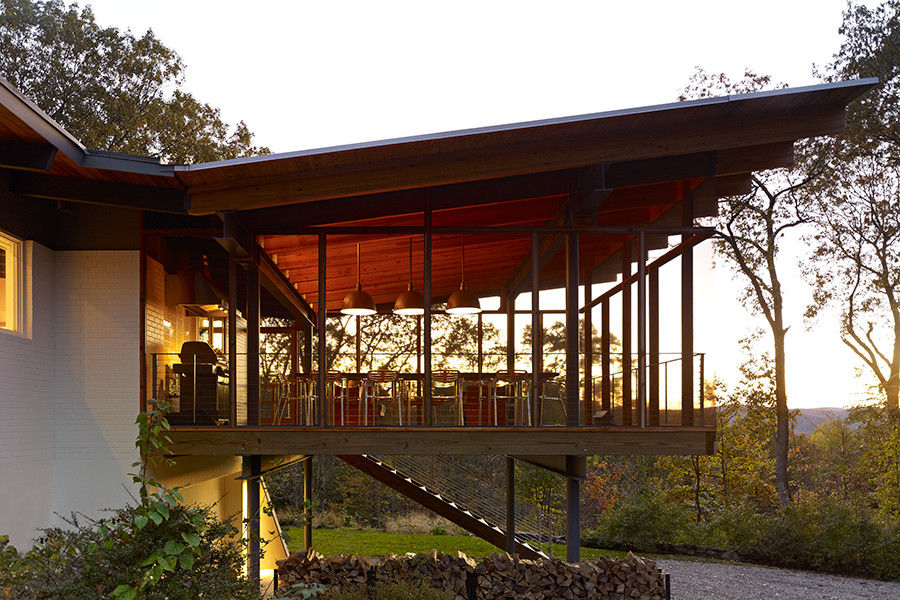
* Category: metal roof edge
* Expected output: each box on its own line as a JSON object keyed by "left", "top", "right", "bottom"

{"left": 174, "top": 78, "right": 879, "bottom": 173}
{"left": 0, "top": 74, "right": 176, "bottom": 178}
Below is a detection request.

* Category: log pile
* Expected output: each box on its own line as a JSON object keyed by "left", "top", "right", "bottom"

{"left": 276, "top": 548, "right": 373, "bottom": 589}
{"left": 276, "top": 548, "right": 667, "bottom": 600}
{"left": 474, "top": 552, "right": 666, "bottom": 600}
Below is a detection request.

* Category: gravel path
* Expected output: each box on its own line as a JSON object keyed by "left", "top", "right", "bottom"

{"left": 658, "top": 559, "right": 900, "bottom": 600}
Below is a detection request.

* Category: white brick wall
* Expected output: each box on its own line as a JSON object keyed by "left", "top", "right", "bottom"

{"left": 0, "top": 243, "right": 54, "bottom": 547}
{"left": 0, "top": 247, "right": 141, "bottom": 546}
{"left": 50, "top": 251, "right": 140, "bottom": 523}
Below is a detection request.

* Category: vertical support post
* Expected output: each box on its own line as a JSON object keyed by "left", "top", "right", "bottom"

{"left": 506, "top": 457, "right": 515, "bottom": 554}
{"left": 303, "top": 456, "right": 313, "bottom": 550}
{"left": 506, "top": 295, "right": 515, "bottom": 373}
{"left": 682, "top": 186, "right": 695, "bottom": 427}
{"left": 416, "top": 315, "right": 422, "bottom": 374}
{"left": 649, "top": 267, "right": 660, "bottom": 426}
{"left": 247, "top": 256, "right": 260, "bottom": 427}
{"left": 355, "top": 315, "right": 362, "bottom": 372}
{"left": 531, "top": 232, "right": 541, "bottom": 428}
{"left": 302, "top": 323, "right": 312, "bottom": 373}
{"left": 601, "top": 299, "right": 611, "bottom": 417}
{"left": 228, "top": 254, "right": 238, "bottom": 426}
{"left": 317, "top": 233, "right": 327, "bottom": 426}
{"left": 621, "top": 239, "right": 632, "bottom": 426}
{"left": 565, "top": 232, "right": 579, "bottom": 427}
{"left": 245, "top": 454, "right": 261, "bottom": 586}
{"left": 583, "top": 270, "right": 593, "bottom": 426}
{"left": 565, "top": 455, "right": 580, "bottom": 562}
{"left": 290, "top": 328, "right": 299, "bottom": 424}
{"left": 424, "top": 213, "right": 433, "bottom": 426}
{"left": 636, "top": 231, "right": 648, "bottom": 427}
{"left": 477, "top": 312, "right": 483, "bottom": 373}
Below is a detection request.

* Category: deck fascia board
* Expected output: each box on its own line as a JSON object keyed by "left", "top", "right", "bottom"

{"left": 164, "top": 427, "right": 716, "bottom": 456}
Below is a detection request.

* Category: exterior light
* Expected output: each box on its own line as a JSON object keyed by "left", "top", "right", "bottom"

{"left": 393, "top": 237, "right": 425, "bottom": 315}
{"left": 446, "top": 236, "right": 481, "bottom": 315}
{"left": 341, "top": 243, "right": 376, "bottom": 316}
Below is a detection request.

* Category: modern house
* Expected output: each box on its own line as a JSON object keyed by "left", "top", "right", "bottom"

{"left": 0, "top": 74, "right": 875, "bottom": 583}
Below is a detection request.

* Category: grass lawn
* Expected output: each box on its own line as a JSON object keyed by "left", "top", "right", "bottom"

{"left": 284, "top": 527, "right": 628, "bottom": 561}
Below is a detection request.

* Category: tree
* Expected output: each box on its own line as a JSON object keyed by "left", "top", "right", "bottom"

{"left": 802, "top": 1, "right": 900, "bottom": 413}
{"left": 681, "top": 69, "right": 810, "bottom": 505}
{"left": 0, "top": 0, "right": 268, "bottom": 162}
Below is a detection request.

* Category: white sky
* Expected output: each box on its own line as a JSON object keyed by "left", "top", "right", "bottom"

{"left": 82, "top": 0, "right": 874, "bottom": 408}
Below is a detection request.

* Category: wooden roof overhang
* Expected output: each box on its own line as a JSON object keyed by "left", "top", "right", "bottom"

{"left": 0, "top": 75, "right": 878, "bottom": 317}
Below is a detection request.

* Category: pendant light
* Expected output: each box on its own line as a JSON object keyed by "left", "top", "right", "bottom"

{"left": 341, "top": 243, "right": 376, "bottom": 316}
{"left": 393, "top": 237, "right": 425, "bottom": 315}
{"left": 446, "top": 235, "right": 482, "bottom": 314}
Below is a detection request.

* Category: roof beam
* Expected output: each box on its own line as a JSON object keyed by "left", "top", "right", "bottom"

{"left": 216, "top": 212, "right": 316, "bottom": 326}
{"left": 0, "top": 139, "right": 57, "bottom": 172}
{"left": 238, "top": 171, "right": 571, "bottom": 233}
{"left": 7, "top": 170, "right": 186, "bottom": 213}
{"left": 186, "top": 104, "right": 840, "bottom": 214}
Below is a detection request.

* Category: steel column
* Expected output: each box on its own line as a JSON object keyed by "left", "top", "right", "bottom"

{"left": 228, "top": 254, "right": 238, "bottom": 426}
{"left": 304, "top": 457, "right": 313, "bottom": 549}
{"left": 565, "top": 233, "right": 579, "bottom": 426}
{"left": 681, "top": 186, "right": 695, "bottom": 426}
{"left": 583, "top": 270, "right": 593, "bottom": 426}
{"left": 247, "top": 257, "right": 260, "bottom": 427}
{"left": 245, "top": 455, "right": 261, "bottom": 586}
{"left": 637, "top": 231, "right": 648, "bottom": 427}
{"left": 506, "top": 457, "right": 515, "bottom": 554}
{"left": 424, "top": 219, "right": 433, "bottom": 426}
{"left": 477, "top": 312, "right": 484, "bottom": 373}
{"left": 506, "top": 295, "right": 515, "bottom": 372}
{"left": 621, "top": 239, "right": 632, "bottom": 426}
{"left": 601, "top": 299, "right": 611, "bottom": 418}
{"left": 531, "top": 232, "right": 541, "bottom": 428}
{"left": 649, "top": 268, "right": 660, "bottom": 426}
{"left": 355, "top": 315, "right": 362, "bottom": 372}
{"left": 317, "top": 233, "right": 327, "bottom": 426}
{"left": 566, "top": 455, "right": 580, "bottom": 562}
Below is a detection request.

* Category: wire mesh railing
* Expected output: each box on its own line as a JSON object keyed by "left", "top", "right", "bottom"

{"left": 147, "top": 349, "right": 713, "bottom": 428}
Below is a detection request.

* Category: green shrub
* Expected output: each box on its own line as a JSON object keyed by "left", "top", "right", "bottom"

{"left": 584, "top": 494, "right": 692, "bottom": 552}
{"left": 0, "top": 504, "right": 257, "bottom": 600}
{"left": 696, "top": 502, "right": 767, "bottom": 549}
{"left": 754, "top": 500, "right": 885, "bottom": 576}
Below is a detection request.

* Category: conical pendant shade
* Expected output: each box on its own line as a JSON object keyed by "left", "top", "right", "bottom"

{"left": 394, "top": 238, "right": 425, "bottom": 315}
{"left": 341, "top": 243, "right": 376, "bottom": 316}
{"left": 446, "top": 282, "right": 481, "bottom": 314}
{"left": 446, "top": 236, "right": 481, "bottom": 314}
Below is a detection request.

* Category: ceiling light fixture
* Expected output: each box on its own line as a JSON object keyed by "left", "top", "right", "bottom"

{"left": 340, "top": 242, "right": 376, "bottom": 316}
{"left": 393, "top": 237, "right": 425, "bottom": 315}
{"left": 446, "top": 235, "right": 481, "bottom": 315}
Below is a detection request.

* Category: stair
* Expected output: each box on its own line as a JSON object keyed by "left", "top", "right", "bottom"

{"left": 337, "top": 454, "right": 547, "bottom": 560}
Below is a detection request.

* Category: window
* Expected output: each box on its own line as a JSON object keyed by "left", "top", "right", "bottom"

{"left": 0, "top": 232, "right": 21, "bottom": 333}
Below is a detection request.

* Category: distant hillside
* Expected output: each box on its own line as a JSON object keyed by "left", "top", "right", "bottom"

{"left": 793, "top": 407, "right": 850, "bottom": 435}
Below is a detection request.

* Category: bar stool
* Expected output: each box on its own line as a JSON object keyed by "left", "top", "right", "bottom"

{"left": 307, "top": 371, "right": 343, "bottom": 425}
{"left": 467, "top": 376, "right": 492, "bottom": 426}
{"left": 540, "top": 375, "right": 567, "bottom": 426}
{"left": 365, "top": 370, "right": 402, "bottom": 426}
{"left": 431, "top": 369, "right": 463, "bottom": 426}
{"left": 492, "top": 370, "right": 530, "bottom": 426}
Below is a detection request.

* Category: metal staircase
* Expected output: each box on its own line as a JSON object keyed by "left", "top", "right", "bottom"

{"left": 337, "top": 454, "right": 547, "bottom": 560}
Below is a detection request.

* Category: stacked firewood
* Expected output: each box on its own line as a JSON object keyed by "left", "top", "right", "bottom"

{"left": 378, "top": 550, "right": 476, "bottom": 600}
{"left": 276, "top": 549, "right": 667, "bottom": 600}
{"left": 276, "top": 548, "right": 373, "bottom": 589}
{"left": 474, "top": 552, "right": 666, "bottom": 600}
